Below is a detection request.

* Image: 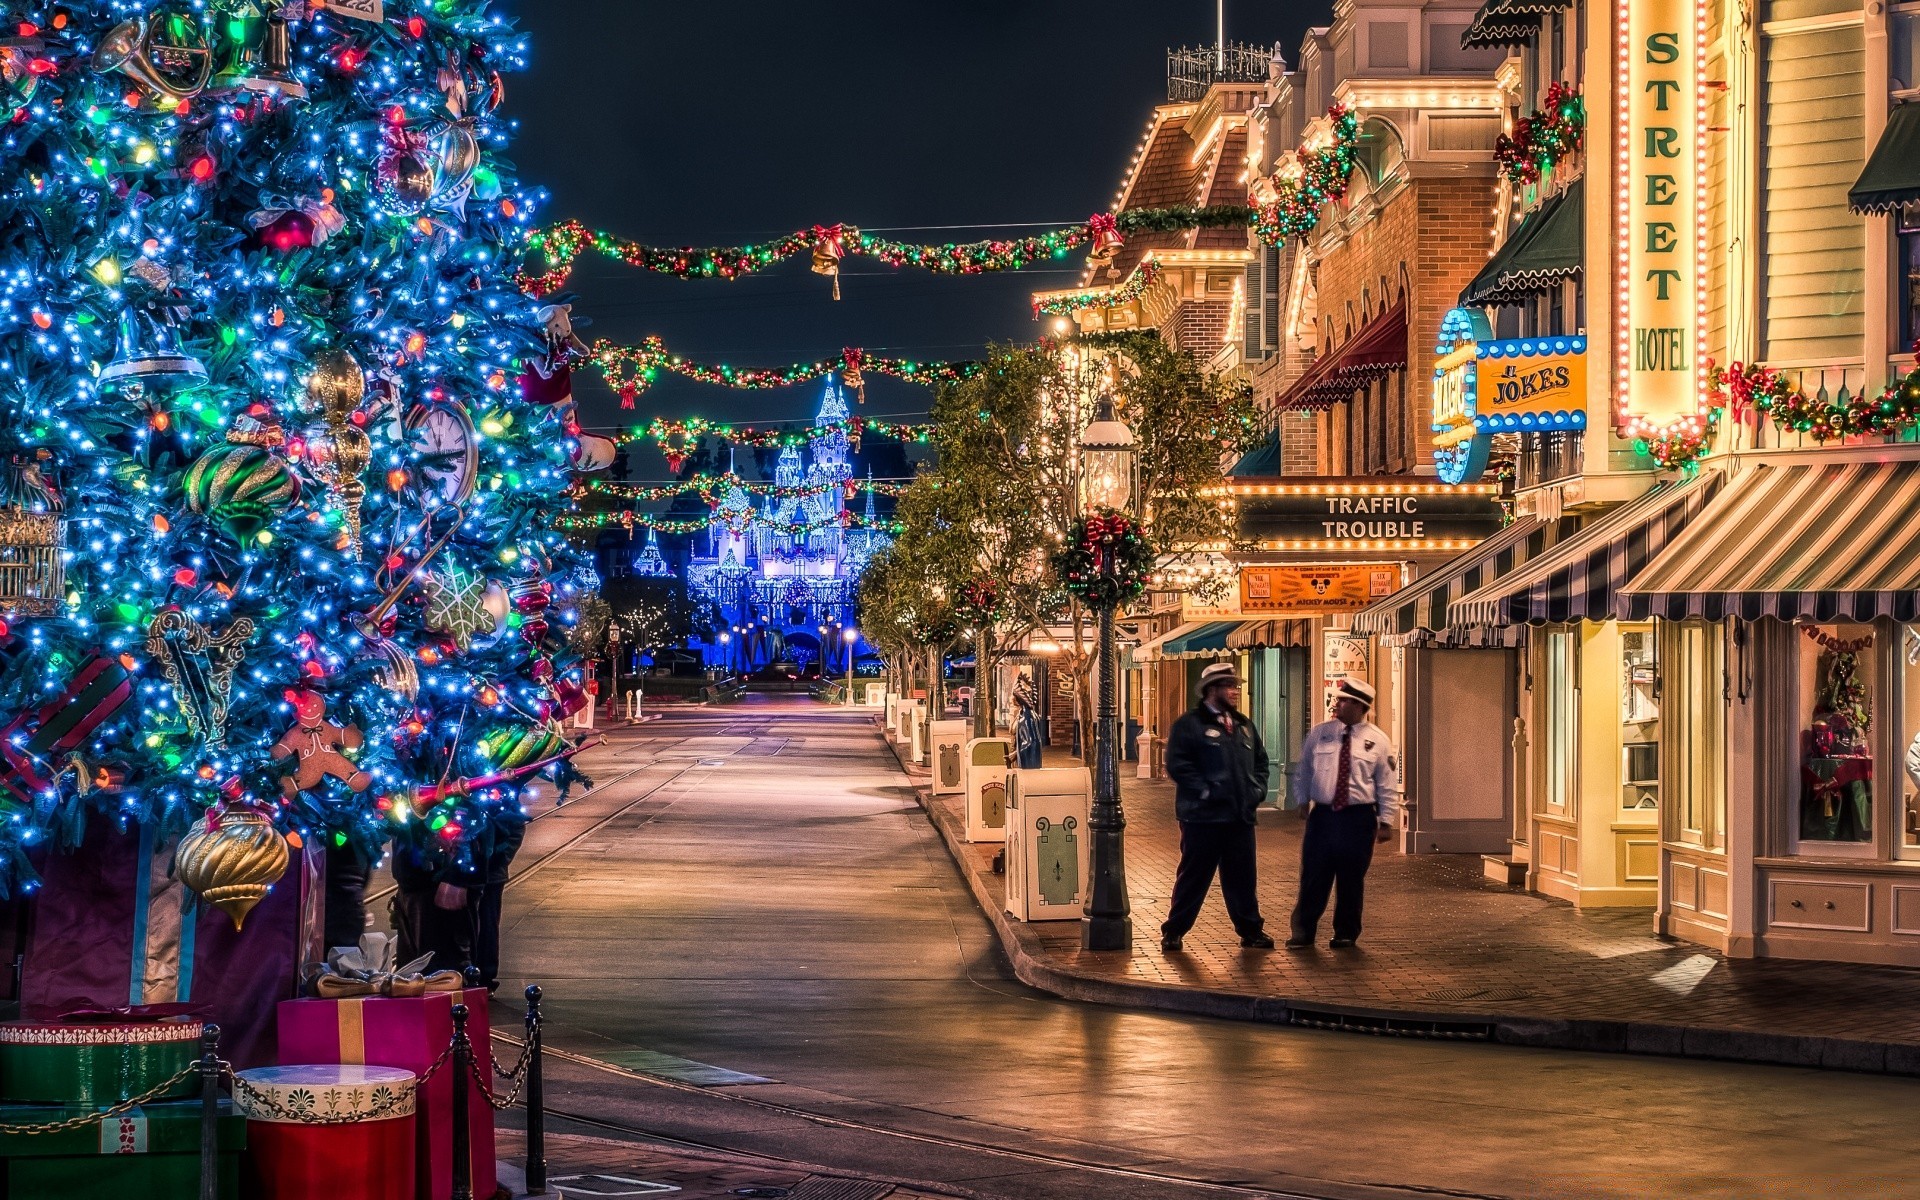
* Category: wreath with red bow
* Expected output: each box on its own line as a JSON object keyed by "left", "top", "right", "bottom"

{"left": 1053, "top": 509, "right": 1154, "bottom": 609}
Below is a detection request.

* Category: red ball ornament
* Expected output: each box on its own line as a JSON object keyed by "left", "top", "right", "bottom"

{"left": 258, "top": 209, "right": 315, "bottom": 253}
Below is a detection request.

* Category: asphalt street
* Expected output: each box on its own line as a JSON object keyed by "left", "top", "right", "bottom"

{"left": 488, "top": 698, "right": 1919, "bottom": 1199}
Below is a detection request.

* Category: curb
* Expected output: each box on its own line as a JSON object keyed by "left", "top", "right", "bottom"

{"left": 876, "top": 718, "right": 1920, "bottom": 1078}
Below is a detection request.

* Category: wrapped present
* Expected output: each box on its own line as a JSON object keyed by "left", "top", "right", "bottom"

{"left": 0, "top": 1017, "right": 203, "bottom": 1106}
{"left": 0, "top": 1097, "right": 244, "bottom": 1199}
{"left": 22, "top": 812, "right": 318, "bottom": 1070}
{"left": 234, "top": 1064, "right": 415, "bottom": 1200}
{"left": 300, "top": 932, "right": 464, "bottom": 1000}
{"left": 277, "top": 990, "right": 496, "bottom": 1200}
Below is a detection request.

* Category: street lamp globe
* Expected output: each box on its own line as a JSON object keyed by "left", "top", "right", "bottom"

{"left": 1080, "top": 393, "right": 1134, "bottom": 513}
{"left": 843, "top": 628, "right": 858, "bottom": 644}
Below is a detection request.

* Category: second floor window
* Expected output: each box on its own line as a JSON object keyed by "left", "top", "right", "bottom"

{"left": 1901, "top": 204, "right": 1920, "bottom": 352}
{"left": 1894, "top": 4, "right": 1920, "bottom": 95}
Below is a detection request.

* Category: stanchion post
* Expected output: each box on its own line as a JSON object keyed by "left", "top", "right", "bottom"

{"left": 524, "top": 985, "right": 546, "bottom": 1194}
{"left": 198, "top": 1023, "right": 221, "bottom": 1200}
{"left": 451, "top": 1003, "right": 473, "bottom": 1200}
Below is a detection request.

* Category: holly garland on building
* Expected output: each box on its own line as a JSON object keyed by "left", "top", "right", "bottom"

{"left": 1712, "top": 351, "right": 1920, "bottom": 443}
{"left": 0, "top": 0, "right": 593, "bottom": 895}
{"left": 1495, "top": 83, "right": 1585, "bottom": 186}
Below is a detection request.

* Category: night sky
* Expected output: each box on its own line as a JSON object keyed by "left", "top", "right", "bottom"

{"left": 509, "top": 0, "right": 1335, "bottom": 467}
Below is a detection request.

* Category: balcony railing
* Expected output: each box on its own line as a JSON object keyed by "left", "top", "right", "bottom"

{"left": 1516, "top": 430, "right": 1586, "bottom": 491}
{"left": 1167, "top": 43, "right": 1274, "bottom": 102}
{"left": 1744, "top": 363, "right": 1918, "bottom": 451}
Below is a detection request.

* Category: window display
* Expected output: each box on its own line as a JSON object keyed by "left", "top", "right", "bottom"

{"left": 1902, "top": 626, "right": 1920, "bottom": 855}
{"left": 1621, "top": 626, "right": 1659, "bottom": 811}
{"left": 1797, "top": 624, "right": 1874, "bottom": 844}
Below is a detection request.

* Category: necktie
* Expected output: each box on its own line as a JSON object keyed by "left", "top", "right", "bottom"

{"left": 1331, "top": 728, "right": 1353, "bottom": 810}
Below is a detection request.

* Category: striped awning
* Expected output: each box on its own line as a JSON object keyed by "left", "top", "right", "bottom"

{"left": 1350, "top": 515, "right": 1558, "bottom": 640}
{"left": 1132, "top": 620, "right": 1240, "bottom": 664}
{"left": 1227, "top": 618, "right": 1313, "bottom": 650}
{"left": 1451, "top": 470, "right": 1723, "bottom": 626}
{"left": 1463, "top": 0, "right": 1570, "bottom": 49}
{"left": 1621, "top": 460, "right": 1920, "bottom": 622}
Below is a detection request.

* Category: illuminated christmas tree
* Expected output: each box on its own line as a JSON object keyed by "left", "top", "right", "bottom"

{"left": 0, "top": 0, "right": 591, "bottom": 896}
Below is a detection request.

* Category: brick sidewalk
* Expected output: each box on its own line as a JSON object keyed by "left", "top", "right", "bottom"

{"left": 899, "top": 726, "right": 1920, "bottom": 1073}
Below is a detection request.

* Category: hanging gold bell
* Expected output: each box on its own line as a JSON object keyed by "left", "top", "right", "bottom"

{"left": 173, "top": 804, "right": 290, "bottom": 931}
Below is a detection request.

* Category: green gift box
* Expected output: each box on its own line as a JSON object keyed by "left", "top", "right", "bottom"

{"left": 0, "top": 1098, "right": 244, "bottom": 1199}
{"left": 0, "top": 1021, "right": 204, "bottom": 1107}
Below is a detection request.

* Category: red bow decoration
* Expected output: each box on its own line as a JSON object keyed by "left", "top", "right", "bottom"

{"left": 1086, "top": 212, "right": 1123, "bottom": 264}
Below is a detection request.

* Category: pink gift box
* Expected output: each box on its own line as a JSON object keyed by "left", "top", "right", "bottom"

{"left": 278, "top": 990, "right": 499, "bottom": 1200}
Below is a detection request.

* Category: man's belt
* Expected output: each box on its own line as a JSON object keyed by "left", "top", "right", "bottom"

{"left": 1308, "top": 801, "right": 1378, "bottom": 814}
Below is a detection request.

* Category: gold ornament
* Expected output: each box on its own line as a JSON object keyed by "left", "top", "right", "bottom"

{"left": 173, "top": 804, "right": 290, "bottom": 931}
{"left": 304, "top": 348, "right": 365, "bottom": 422}
{"left": 304, "top": 349, "right": 371, "bottom": 555}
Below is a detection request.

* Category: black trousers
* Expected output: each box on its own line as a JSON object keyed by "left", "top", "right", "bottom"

{"left": 1162, "top": 820, "right": 1265, "bottom": 938}
{"left": 1290, "top": 805, "right": 1379, "bottom": 942}
{"left": 390, "top": 885, "right": 482, "bottom": 977}
{"left": 322, "top": 844, "right": 371, "bottom": 952}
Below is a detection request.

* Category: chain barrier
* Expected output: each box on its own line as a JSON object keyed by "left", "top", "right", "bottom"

{"left": 491, "top": 1039, "right": 532, "bottom": 1081}
{"left": 0, "top": 1061, "right": 203, "bottom": 1136}
{"left": 465, "top": 1031, "right": 532, "bottom": 1111}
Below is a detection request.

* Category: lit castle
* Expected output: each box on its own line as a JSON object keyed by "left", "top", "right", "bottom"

{"left": 687, "top": 375, "right": 889, "bottom": 670}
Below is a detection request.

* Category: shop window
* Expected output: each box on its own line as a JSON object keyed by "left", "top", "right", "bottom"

{"left": 1795, "top": 623, "right": 1876, "bottom": 847}
{"left": 1620, "top": 626, "right": 1659, "bottom": 812}
{"left": 1894, "top": 5, "right": 1920, "bottom": 94}
{"left": 1664, "top": 622, "right": 1726, "bottom": 849}
{"left": 1900, "top": 204, "right": 1920, "bottom": 353}
{"left": 1901, "top": 625, "right": 1920, "bottom": 858}
{"left": 1544, "top": 630, "right": 1579, "bottom": 817}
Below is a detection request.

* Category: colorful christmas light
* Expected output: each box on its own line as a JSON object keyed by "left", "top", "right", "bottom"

{"left": 589, "top": 337, "right": 977, "bottom": 409}
{"left": 1495, "top": 83, "right": 1586, "bottom": 187}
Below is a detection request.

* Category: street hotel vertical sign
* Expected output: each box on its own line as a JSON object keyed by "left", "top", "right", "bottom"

{"left": 1617, "top": 0, "right": 1708, "bottom": 445}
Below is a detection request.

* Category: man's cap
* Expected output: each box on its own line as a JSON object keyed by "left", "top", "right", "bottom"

{"left": 1197, "top": 661, "right": 1241, "bottom": 694}
{"left": 1333, "top": 677, "right": 1375, "bottom": 708}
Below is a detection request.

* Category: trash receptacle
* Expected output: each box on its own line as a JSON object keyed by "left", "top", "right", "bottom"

{"left": 1004, "top": 767, "right": 1091, "bottom": 921}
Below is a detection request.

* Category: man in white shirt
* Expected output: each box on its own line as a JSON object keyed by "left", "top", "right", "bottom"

{"left": 1286, "top": 677, "right": 1400, "bottom": 950}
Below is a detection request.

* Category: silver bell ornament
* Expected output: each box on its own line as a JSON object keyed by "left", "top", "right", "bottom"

{"left": 373, "top": 142, "right": 435, "bottom": 216}
{"left": 99, "top": 308, "right": 208, "bottom": 389}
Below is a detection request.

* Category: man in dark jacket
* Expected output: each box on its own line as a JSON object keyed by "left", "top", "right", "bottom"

{"left": 1160, "top": 661, "right": 1274, "bottom": 952}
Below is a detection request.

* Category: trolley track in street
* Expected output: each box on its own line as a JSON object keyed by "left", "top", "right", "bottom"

{"left": 493, "top": 1031, "right": 1519, "bottom": 1200}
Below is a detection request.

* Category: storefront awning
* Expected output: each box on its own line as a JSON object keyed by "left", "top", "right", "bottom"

{"left": 1450, "top": 470, "right": 1723, "bottom": 626}
{"left": 1277, "top": 301, "right": 1409, "bottom": 411}
{"left": 1227, "top": 618, "right": 1313, "bottom": 650}
{"left": 1131, "top": 620, "right": 1239, "bottom": 664}
{"left": 1230, "top": 428, "right": 1281, "bottom": 476}
{"left": 1621, "top": 460, "right": 1920, "bottom": 622}
{"left": 1850, "top": 104, "right": 1920, "bottom": 215}
{"left": 1350, "top": 515, "right": 1559, "bottom": 644}
{"left": 1462, "top": 0, "right": 1570, "bottom": 48}
{"left": 1459, "top": 181, "right": 1583, "bottom": 308}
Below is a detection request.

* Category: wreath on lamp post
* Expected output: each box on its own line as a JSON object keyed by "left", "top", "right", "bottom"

{"left": 1053, "top": 509, "right": 1154, "bottom": 610}
{"left": 954, "top": 577, "right": 1002, "bottom": 628}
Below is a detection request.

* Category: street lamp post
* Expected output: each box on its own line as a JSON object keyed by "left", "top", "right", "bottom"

{"left": 1079, "top": 394, "right": 1135, "bottom": 952}
{"left": 844, "top": 627, "right": 858, "bottom": 706}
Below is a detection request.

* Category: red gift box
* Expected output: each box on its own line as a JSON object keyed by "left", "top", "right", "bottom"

{"left": 277, "top": 991, "right": 498, "bottom": 1200}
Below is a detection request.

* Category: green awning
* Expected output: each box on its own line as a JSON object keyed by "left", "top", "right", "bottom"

{"left": 1161, "top": 621, "right": 1238, "bottom": 660}
{"left": 1850, "top": 104, "right": 1920, "bottom": 215}
{"left": 1459, "top": 180, "right": 1583, "bottom": 307}
{"left": 1230, "top": 428, "right": 1280, "bottom": 477}
{"left": 1463, "top": 0, "right": 1569, "bottom": 48}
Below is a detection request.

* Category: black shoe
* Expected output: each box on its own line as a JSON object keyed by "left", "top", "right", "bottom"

{"left": 1284, "top": 934, "right": 1314, "bottom": 949}
{"left": 1328, "top": 937, "right": 1357, "bottom": 949}
{"left": 1161, "top": 934, "right": 1183, "bottom": 952}
{"left": 1240, "top": 932, "right": 1276, "bottom": 949}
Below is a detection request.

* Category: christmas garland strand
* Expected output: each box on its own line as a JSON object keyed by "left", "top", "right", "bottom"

{"left": 519, "top": 206, "right": 1263, "bottom": 296}
{"left": 610, "top": 415, "right": 931, "bottom": 451}
{"left": 583, "top": 473, "right": 916, "bottom": 501}
{"left": 588, "top": 337, "right": 978, "bottom": 409}
{"left": 556, "top": 509, "right": 905, "bottom": 536}
{"left": 1496, "top": 83, "right": 1585, "bottom": 186}
{"left": 1711, "top": 354, "right": 1920, "bottom": 444}
{"left": 1033, "top": 260, "right": 1162, "bottom": 317}
{"left": 1250, "top": 104, "right": 1361, "bottom": 243}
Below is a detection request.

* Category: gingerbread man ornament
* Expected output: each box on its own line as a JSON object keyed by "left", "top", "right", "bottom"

{"left": 272, "top": 689, "right": 371, "bottom": 798}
